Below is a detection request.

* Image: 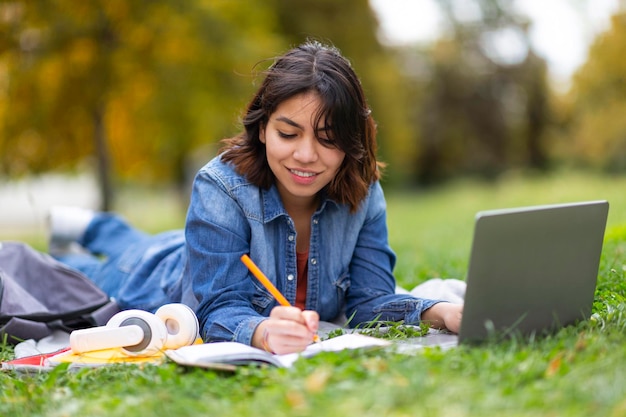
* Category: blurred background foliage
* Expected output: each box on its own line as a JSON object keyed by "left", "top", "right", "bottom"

{"left": 1, "top": 0, "right": 625, "bottom": 210}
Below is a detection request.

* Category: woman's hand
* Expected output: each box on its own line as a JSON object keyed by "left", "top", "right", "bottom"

{"left": 252, "top": 306, "right": 320, "bottom": 354}
{"left": 421, "top": 302, "right": 463, "bottom": 334}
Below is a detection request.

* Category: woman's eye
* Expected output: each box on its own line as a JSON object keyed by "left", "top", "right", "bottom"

{"left": 319, "top": 137, "right": 337, "bottom": 148}
{"left": 278, "top": 131, "right": 297, "bottom": 139}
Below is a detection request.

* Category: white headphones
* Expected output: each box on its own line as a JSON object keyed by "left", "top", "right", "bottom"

{"left": 69, "top": 303, "right": 199, "bottom": 356}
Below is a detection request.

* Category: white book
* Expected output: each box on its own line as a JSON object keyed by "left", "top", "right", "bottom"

{"left": 165, "top": 333, "right": 391, "bottom": 370}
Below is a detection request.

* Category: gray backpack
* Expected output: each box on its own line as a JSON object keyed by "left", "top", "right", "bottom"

{"left": 0, "top": 241, "right": 119, "bottom": 345}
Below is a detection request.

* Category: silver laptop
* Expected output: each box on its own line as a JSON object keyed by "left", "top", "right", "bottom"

{"left": 403, "top": 200, "right": 609, "bottom": 349}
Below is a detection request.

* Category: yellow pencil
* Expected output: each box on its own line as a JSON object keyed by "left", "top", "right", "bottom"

{"left": 240, "top": 254, "right": 320, "bottom": 343}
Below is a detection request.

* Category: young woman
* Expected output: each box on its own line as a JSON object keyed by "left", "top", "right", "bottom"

{"left": 51, "top": 41, "right": 463, "bottom": 355}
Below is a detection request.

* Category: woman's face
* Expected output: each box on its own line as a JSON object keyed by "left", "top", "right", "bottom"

{"left": 260, "top": 92, "right": 346, "bottom": 210}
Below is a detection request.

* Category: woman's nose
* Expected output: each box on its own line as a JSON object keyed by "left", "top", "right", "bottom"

{"left": 293, "top": 135, "right": 318, "bottom": 163}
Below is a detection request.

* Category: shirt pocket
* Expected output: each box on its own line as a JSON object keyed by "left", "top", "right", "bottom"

{"left": 333, "top": 272, "right": 351, "bottom": 313}
{"left": 250, "top": 282, "right": 275, "bottom": 314}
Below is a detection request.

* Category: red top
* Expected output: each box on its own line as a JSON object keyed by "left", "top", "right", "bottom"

{"left": 295, "top": 250, "right": 309, "bottom": 309}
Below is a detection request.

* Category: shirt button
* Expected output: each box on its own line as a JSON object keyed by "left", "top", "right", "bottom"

{"left": 313, "top": 219, "right": 319, "bottom": 225}
{"left": 287, "top": 274, "right": 295, "bottom": 281}
{"left": 310, "top": 258, "right": 317, "bottom": 265}
{"left": 288, "top": 235, "right": 294, "bottom": 241}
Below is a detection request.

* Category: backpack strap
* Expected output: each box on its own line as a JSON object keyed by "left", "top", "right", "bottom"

{"left": 0, "top": 317, "right": 52, "bottom": 345}
{"left": 83, "top": 299, "right": 121, "bottom": 327}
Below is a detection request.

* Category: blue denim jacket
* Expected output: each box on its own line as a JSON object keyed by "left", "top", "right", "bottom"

{"left": 183, "top": 155, "right": 441, "bottom": 345}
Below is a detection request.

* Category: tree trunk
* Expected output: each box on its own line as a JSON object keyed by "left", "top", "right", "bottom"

{"left": 93, "top": 105, "right": 113, "bottom": 211}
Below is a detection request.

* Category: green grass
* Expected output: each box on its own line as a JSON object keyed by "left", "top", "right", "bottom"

{"left": 2, "top": 169, "right": 626, "bottom": 417}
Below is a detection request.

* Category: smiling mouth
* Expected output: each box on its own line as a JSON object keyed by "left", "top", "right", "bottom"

{"left": 289, "top": 169, "right": 317, "bottom": 178}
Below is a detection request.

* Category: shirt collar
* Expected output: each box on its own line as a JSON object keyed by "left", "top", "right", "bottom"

{"left": 260, "top": 185, "right": 340, "bottom": 223}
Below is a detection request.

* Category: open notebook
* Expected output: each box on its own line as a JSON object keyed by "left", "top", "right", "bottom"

{"left": 165, "top": 333, "right": 391, "bottom": 370}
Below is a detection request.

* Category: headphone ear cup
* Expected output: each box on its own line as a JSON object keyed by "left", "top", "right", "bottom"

{"left": 155, "top": 303, "right": 199, "bottom": 350}
{"left": 107, "top": 309, "right": 168, "bottom": 356}
{"left": 70, "top": 310, "right": 145, "bottom": 354}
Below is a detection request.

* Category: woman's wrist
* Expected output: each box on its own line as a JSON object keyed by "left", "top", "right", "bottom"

{"left": 261, "top": 328, "right": 274, "bottom": 353}
{"left": 421, "top": 302, "right": 463, "bottom": 334}
{"left": 252, "top": 320, "right": 270, "bottom": 350}
{"left": 421, "top": 302, "right": 448, "bottom": 329}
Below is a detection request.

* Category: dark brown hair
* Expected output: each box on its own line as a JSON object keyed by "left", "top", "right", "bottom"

{"left": 221, "top": 41, "right": 383, "bottom": 212}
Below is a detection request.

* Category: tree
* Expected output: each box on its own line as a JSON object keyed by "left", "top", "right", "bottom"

{"left": 565, "top": 12, "right": 626, "bottom": 172}
{"left": 0, "top": 0, "right": 284, "bottom": 209}
{"left": 397, "top": 0, "right": 551, "bottom": 185}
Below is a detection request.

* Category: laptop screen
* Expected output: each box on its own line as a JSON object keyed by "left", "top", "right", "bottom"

{"left": 458, "top": 200, "right": 609, "bottom": 344}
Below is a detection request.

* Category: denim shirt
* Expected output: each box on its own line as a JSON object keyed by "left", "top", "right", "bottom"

{"left": 183, "top": 155, "right": 441, "bottom": 345}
